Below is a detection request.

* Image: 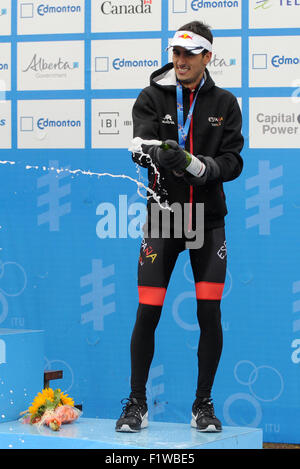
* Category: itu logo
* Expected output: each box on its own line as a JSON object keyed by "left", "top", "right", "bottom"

{"left": 80, "top": 259, "right": 115, "bottom": 332}
{"left": 245, "top": 160, "right": 283, "bottom": 235}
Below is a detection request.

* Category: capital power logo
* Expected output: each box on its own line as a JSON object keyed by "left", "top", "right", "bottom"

{"left": 250, "top": 36, "right": 300, "bottom": 87}
{"left": 91, "top": 39, "right": 161, "bottom": 90}
{"left": 17, "top": 0, "right": 84, "bottom": 34}
{"left": 91, "top": 0, "right": 161, "bottom": 32}
{"left": 169, "top": 0, "right": 242, "bottom": 30}
{"left": 17, "top": 41, "right": 84, "bottom": 91}
{"left": 17, "top": 99, "right": 85, "bottom": 149}
{"left": 250, "top": 97, "right": 300, "bottom": 148}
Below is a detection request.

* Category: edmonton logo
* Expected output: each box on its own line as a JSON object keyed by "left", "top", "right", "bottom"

{"left": 271, "top": 55, "right": 300, "bottom": 68}
{"left": 112, "top": 57, "right": 158, "bottom": 70}
{"left": 37, "top": 117, "right": 81, "bottom": 130}
{"left": 36, "top": 4, "right": 82, "bottom": 16}
{"left": 191, "top": 0, "right": 239, "bottom": 10}
{"left": 0, "top": 63, "right": 9, "bottom": 71}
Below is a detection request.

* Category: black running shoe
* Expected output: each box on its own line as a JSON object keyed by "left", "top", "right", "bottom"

{"left": 191, "top": 397, "right": 222, "bottom": 432}
{"left": 115, "top": 398, "right": 148, "bottom": 432}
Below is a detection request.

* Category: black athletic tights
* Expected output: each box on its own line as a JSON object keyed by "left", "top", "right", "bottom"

{"left": 129, "top": 227, "right": 227, "bottom": 401}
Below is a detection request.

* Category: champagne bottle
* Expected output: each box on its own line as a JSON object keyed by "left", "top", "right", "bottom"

{"left": 160, "top": 142, "right": 206, "bottom": 178}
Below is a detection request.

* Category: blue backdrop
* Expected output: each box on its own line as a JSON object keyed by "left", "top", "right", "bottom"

{"left": 0, "top": 0, "right": 300, "bottom": 444}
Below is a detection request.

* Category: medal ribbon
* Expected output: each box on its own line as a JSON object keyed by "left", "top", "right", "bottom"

{"left": 176, "top": 77, "right": 204, "bottom": 148}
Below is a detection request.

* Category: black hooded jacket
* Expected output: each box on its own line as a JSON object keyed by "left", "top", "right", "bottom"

{"left": 132, "top": 62, "right": 244, "bottom": 231}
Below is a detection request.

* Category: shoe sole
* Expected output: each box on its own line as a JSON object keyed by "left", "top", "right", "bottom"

{"left": 191, "top": 415, "right": 222, "bottom": 433}
{"left": 115, "top": 417, "right": 148, "bottom": 433}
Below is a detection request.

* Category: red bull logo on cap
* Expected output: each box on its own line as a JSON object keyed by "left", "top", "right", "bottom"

{"left": 179, "top": 33, "right": 193, "bottom": 39}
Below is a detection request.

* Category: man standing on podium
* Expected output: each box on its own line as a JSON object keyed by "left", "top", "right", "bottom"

{"left": 116, "top": 20, "right": 244, "bottom": 433}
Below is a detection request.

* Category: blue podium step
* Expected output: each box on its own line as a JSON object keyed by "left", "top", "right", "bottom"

{"left": 0, "top": 328, "right": 44, "bottom": 423}
{"left": 0, "top": 418, "right": 263, "bottom": 449}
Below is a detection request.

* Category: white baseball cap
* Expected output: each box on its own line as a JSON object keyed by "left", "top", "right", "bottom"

{"left": 168, "top": 30, "right": 212, "bottom": 55}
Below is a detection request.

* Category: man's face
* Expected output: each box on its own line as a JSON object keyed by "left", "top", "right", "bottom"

{"left": 172, "top": 46, "right": 212, "bottom": 89}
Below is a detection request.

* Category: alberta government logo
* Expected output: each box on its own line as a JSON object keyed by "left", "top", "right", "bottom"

{"left": 23, "top": 54, "right": 80, "bottom": 75}
{"left": 100, "top": 0, "right": 152, "bottom": 15}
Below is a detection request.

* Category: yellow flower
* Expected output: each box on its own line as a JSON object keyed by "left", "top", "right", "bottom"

{"left": 28, "top": 388, "right": 54, "bottom": 416}
{"left": 59, "top": 390, "right": 74, "bottom": 407}
{"left": 26, "top": 388, "right": 75, "bottom": 421}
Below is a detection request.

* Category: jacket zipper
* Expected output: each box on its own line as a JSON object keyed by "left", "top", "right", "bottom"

{"left": 188, "top": 90, "right": 194, "bottom": 233}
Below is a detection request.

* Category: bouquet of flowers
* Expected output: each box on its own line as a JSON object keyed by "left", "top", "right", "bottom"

{"left": 20, "top": 388, "right": 81, "bottom": 431}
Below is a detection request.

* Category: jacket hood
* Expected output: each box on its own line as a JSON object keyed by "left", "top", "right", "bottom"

{"left": 150, "top": 62, "right": 215, "bottom": 94}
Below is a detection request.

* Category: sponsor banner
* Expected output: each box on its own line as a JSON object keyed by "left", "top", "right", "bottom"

{"left": 169, "top": 0, "right": 242, "bottom": 30}
{"left": 92, "top": 98, "right": 135, "bottom": 149}
{"left": 168, "top": 36, "right": 242, "bottom": 88}
{"left": 0, "top": 43, "right": 11, "bottom": 92}
{"left": 17, "top": 41, "right": 85, "bottom": 91}
{"left": 249, "top": 0, "right": 300, "bottom": 29}
{"left": 0, "top": 100, "right": 11, "bottom": 149}
{"left": 207, "top": 37, "right": 242, "bottom": 88}
{"left": 249, "top": 97, "right": 300, "bottom": 148}
{"left": 17, "top": 0, "right": 85, "bottom": 35}
{"left": 17, "top": 99, "right": 85, "bottom": 149}
{"left": 91, "top": 38, "right": 161, "bottom": 90}
{"left": 91, "top": 0, "right": 161, "bottom": 33}
{"left": 0, "top": 0, "right": 11, "bottom": 36}
{"left": 249, "top": 36, "right": 300, "bottom": 88}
